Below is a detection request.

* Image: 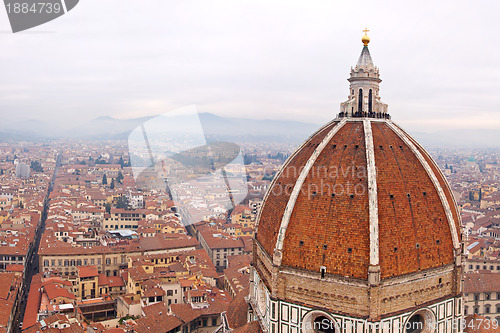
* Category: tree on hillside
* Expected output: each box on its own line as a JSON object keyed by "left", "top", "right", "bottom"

{"left": 110, "top": 179, "right": 115, "bottom": 189}
{"left": 102, "top": 174, "right": 108, "bottom": 185}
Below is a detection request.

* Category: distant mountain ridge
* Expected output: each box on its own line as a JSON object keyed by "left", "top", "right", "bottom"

{"left": 0, "top": 113, "right": 499, "bottom": 148}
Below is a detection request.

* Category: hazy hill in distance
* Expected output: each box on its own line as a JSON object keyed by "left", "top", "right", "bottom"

{"left": 64, "top": 113, "right": 321, "bottom": 143}
{"left": 65, "top": 116, "right": 155, "bottom": 140}
{"left": 411, "top": 129, "right": 500, "bottom": 149}
{"left": 0, "top": 113, "right": 499, "bottom": 148}
{"left": 0, "top": 118, "right": 61, "bottom": 139}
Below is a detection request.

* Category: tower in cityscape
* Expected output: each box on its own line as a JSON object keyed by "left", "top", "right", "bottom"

{"left": 249, "top": 30, "right": 464, "bottom": 333}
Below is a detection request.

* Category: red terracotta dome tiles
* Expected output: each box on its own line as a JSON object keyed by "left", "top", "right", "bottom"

{"left": 371, "top": 122, "right": 454, "bottom": 279}
{"left": 256, "top": 121, "right": 339, "bottom": 256}
{"left": 281, "top": 122, "right": 370, "bottom": 279}
{"left": 395, "top": 125, "right": 461, "bottom": 239}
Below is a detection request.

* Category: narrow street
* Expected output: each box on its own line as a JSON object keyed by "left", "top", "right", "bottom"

{"left": 13, "top": 153, "right": 61, "bottom": 332}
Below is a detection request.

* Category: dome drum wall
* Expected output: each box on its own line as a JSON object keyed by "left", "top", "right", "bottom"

{"left": 250, "top": 258, "right": 463, "bottom": 333}
{"left": 253, "top": 239, "right": 458, "bottom": 320}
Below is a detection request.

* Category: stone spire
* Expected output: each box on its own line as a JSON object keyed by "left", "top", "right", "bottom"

{"left": 339, "top": 28, "right": 389, "bottom": 118}
{"left": 356, "top": 45, "right": 374, "bottom": 68}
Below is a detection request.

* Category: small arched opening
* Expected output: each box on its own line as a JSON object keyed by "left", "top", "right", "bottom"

{"left": 313, "top": 316, "right": 336, "bottom": 333}
{"left": 368, "top": 89, "right": 373, "bottom": 113}
{"left": 358, "top": 89, "right": 363, "bottom": 113}
{"left": 303, "top": 311, "right": 338, "bottom": 333}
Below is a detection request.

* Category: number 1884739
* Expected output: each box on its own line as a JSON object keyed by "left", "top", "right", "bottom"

{"left": 5, "top": 2, "right": 62, "bottom": 14}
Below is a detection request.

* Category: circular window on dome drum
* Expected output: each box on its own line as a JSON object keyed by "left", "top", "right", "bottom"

{"left": 302, "top": 311, "right": 338, "bottom": 333}
{"left": 404, "top": 309, "right": 435, "bottom": 333}
{"left": 314, "top": 316, "right": 336, "bottom": 333}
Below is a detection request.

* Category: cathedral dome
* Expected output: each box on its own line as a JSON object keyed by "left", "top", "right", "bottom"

{"left": 255, "top": 118, "right": 461, "bottom": 280}
{"left": 250, "top": 31, "right": 463, "bottom": 331}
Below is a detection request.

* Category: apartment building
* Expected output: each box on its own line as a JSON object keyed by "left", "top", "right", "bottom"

{"left": 464, "top": 271, "right": 500, "bottom": 324}
{"left": 39, "top": 234, "right": 198, "bottom": 277}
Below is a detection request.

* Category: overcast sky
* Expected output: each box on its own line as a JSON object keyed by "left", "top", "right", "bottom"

{"left": 1, "top": 0, "right": 499, "bottom": 133}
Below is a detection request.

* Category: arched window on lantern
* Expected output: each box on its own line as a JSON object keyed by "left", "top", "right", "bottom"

{"left": 358, "top": 89, "right": 363, "bottom": 112}
{"left": 369, "top": 89, "right": 373, "bottom": 113}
